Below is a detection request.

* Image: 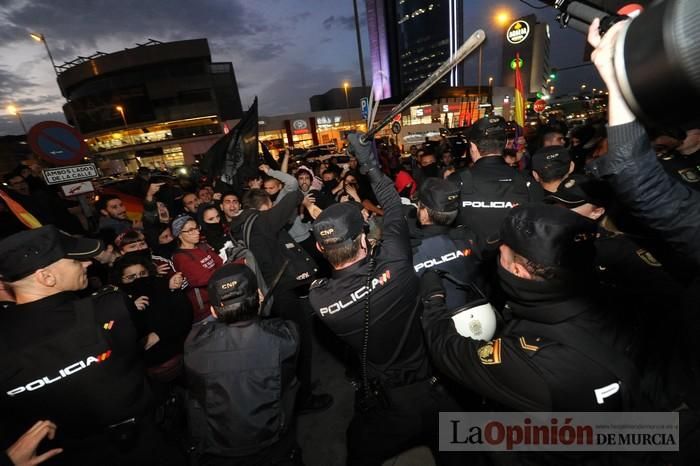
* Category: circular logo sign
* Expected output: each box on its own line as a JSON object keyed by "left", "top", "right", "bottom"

{"left": 391, "top": 121, "right": 402, "bottom": 135}
{"left": 292, "top": 119, "right": 307, "bottom": 130}
{"left": 533, "top": 99, "right": 547, "bottom": 113}
{"left": 506, "top": 20, "right": 530, "bottom": 45}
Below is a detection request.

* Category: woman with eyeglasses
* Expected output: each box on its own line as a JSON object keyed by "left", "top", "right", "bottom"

{"left": 111, "top": 254, "right": 193, "bottom": 383}
{"left": 170, "top": 214, "right": 223, "bottom": 323}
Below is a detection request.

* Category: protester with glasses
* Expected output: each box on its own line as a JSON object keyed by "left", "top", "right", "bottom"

{"left": 171, "top": 215, "right": 223, "bottom": 323}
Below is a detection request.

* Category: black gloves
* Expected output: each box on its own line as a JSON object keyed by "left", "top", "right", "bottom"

{"left": 419, "top": 270, "right": 446, "bottom": 303}
{"left": 347, "top": 133, "right": 380, "bottom": 175}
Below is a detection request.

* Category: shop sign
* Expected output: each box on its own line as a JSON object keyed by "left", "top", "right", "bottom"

{"left": 506, "top": 20, "right": 530, "bottom": 45}
{"left": 42, "top": 163, "right": 99, "bottom": 185}
{"left": 292, "top": 119, "right": 309, "bottom": 135}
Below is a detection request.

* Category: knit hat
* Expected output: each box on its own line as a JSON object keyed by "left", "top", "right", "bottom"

{"left": 171, "top": 214, "right": 194, "bottom": 238}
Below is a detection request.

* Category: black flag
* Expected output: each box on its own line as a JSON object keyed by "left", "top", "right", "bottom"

{"left": 259, "top": 141, "right": 280, "bottom": 171}
{"left": 201, "top": 97, "right": 259, "bottom": 187}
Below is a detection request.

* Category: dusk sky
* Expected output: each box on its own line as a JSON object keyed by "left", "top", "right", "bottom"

{"left": 0, "top": 0, "right": 602, "bottom": 135}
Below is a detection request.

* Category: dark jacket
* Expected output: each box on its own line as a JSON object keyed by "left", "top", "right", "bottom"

{"left": 119, "top": 276, "right": 193, "bottom": 368}
{"left": 229, "top": 191, "right": 317, "bottom": 291}
{"left": 411, "top": 224, "right": 481, "bottom": 310}
{"left": 422, "top": 265, "right": 631, "bottom": 411}
{"left": 184, "top": 317, "right": 298, "bottom": 458}
{"left": 309, "top": 169, "right": 431, "bottom": 387}
{"left": 450, "top": 156, "right": 543, "bottom": 240}
{"left": 589, "top": 121, "right": 700, "bottom": 271}
{"left": 0, "top": 289, "right": 152, "bottom": 447}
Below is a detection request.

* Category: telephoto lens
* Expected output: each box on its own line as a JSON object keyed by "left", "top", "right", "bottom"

{"left": 614, "top": 0, "right": 700, "bottom": 127}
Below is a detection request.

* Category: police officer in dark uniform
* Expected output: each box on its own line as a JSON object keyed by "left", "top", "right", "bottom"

{"left": 0, "top": 226, "right": 184, "bottom": 465}
{"left": 411, "top": 177, "right": 481, "bottom": 310}
{"left": 421, "top": 205, "right": 634, "bottom": 412}
{"left": 309, "top": 133, "right": 458, "bottom": 466}
{"left": 546, "top": 174, "right": 688, "bottom": 409}
{"left": 659, "top": 124, "right": 700, "bottom": 191}
{"left": 450, "top": 116, "right": 543, "bottom": 240}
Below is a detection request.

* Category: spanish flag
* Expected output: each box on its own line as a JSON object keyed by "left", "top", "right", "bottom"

{"left": 0, "top": 188, "right": 42, "bottom": 229}
{"left": 513, "top": 52, "right": 526, "bottom": 130}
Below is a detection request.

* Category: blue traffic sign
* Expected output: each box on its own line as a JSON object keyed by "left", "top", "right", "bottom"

{"left": 27, "top": 121, "right": 90, "bottom": 166}
{"left": 360, "top": 97, "right": 369, "bottom": 121}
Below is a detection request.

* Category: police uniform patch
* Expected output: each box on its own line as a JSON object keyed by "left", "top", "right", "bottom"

{"left": 478, "top": 338, "right": 502, "bottom": 365}
{"left": 310, "top": 278, "right": 328, "bottom": 290}
{"left": 678, "top": 167, "right": 700, "bottom": 183}
{"left": 519, "top": 336, "right": 539, "bottom": 352}
{"left": 636, "top": 248, "right": 662, "bottom": 267}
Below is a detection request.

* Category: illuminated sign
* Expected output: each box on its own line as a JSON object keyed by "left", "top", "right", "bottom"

{"left": 506, "top": 20, "right": 530, "bottom": 45}
{"left": 292, "top": 119, "right": 308, "bottom": 130}
{"left": 510, "top": 57, "right": 524, "bottom": 70}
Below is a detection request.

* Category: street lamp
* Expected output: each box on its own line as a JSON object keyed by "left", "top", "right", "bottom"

{"left": 342, "top": 82, "right": 351, "bottom": 125}
{"left": 115, "top": 105, "right": 133, "bottom": 145}
{"left": 6, "top": 104, "right": 28, "bottom": 134}
{"left": 494, "top": 10, "right": 512, "bottom": 28}
{"left": 30, "top": 32, "right": 58, "bottom": 76}
{"left": 580, "top": 84, "right": 587, "bottom": 91}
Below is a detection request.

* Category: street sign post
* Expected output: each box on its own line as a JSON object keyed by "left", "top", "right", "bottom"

{"left": 42, "top": 163, "right": 99, "bottom": 185}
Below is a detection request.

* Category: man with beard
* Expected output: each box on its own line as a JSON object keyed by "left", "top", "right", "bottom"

{"left": 97, "top": 194, "right": 138, "bottom": 236}
{"left": 0, "top": 226, "right": 185, "bottom": 465}
{"left": 181, "top": 192, "right": 200, "bottom": 215}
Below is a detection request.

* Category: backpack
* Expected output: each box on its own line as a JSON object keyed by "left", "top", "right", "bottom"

{"left": 225, "top": 212, "right": 288, "bottom": 317}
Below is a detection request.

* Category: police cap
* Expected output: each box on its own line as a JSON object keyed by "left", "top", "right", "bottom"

{"left": 495, "top": 204, "right": 597, "bottom": 268}
{"left": 469, "top": 116, "right": 507, "bottom": 143}
{"left": 546, "top": 174, "right": 613, "bottom": 208}
{"left": 418, "top": 178, "right": 460, "bottom": 212}
{"left": 0, "top": 225, "right": 104, "bottom": 282}
{"left": 313, "top": 202, "right": 364, "bottom": 250}
{"left": 531, "top": 146, "right": 572, "bottom": 176}
{"left": 208, "top": 263, "right": 257, "bottom": 308}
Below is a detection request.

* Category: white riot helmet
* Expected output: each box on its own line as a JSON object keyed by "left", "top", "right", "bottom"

{"left": 435, "top": 270, "right": 498, "bottom": 341}
{"left": 451, "top": 302, "right": 497, "bottom": 341}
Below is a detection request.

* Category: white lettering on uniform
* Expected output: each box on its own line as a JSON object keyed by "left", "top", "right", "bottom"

{"left": 594, "top": 382, "right": 620, "bottom": 404}
{"left": 318, "top": 271, "right": 392, "bottom": 316}
{"left": 414, "top": 249, "right": 471, "bottom": 272}
{"left": 462, "top": 201, "right": 518, "bottom": 209}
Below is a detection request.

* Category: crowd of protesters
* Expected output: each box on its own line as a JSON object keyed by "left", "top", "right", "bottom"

{"left": 0, "top": 20, "right": 699, "bottom": 466}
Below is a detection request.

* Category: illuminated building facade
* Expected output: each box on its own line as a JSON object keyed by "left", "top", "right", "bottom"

{"left": 57, "top": 39, "right": 242, "bottom": 172}
{"left": 366, "top": 0, "right": 463, "bottom": 100}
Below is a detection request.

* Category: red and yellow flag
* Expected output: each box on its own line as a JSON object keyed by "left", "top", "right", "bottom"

{"left": 0, "top": 188, "right": 42, "bottom": 229}
{"left": 514, "top": 52, "right": 526, "bottom": 129}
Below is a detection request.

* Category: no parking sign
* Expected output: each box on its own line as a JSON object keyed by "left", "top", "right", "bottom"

{"left": 27, "top": 121, "right": 91, "bottom": 166}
